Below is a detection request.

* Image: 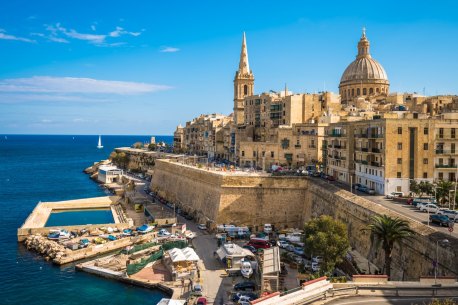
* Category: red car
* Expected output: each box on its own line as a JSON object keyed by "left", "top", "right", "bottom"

{"left": 197, "top": 297, "right": 207, "bottom": 305}
{"left": 326, "top": 175, "right": 336, "bottom": 181}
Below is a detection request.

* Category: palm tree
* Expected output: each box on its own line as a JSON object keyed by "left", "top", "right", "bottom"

{"left": 366, "top": 215, "right": 414, "bottom": 279}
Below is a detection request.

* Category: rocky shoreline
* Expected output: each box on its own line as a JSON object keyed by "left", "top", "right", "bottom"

{"left": 24, "top": 234, "right": 66, "bottom": 262}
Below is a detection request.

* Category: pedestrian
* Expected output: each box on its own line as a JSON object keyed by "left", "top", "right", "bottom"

{"left": 197, "top": 268, "right": 200, "bottom": 279}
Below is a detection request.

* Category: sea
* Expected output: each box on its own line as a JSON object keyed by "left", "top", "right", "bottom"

{"left": 0, "top": 135, "right": 172, "bottom": 305}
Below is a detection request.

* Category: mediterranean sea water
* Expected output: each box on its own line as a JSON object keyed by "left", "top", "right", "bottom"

{"left": 0, "top": 135, "right": 172, "bottom": 305}
{"left": 45, "top": 208, "right": 115, "bottom": 227}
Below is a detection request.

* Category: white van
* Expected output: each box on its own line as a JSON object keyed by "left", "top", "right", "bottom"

{"left": 264, "top": 224, "right": 272, "bottom": 234}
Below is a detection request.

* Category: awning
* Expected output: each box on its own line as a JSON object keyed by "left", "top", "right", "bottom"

{"left": 168, "top": 247, "right": 200, "bottom": 262}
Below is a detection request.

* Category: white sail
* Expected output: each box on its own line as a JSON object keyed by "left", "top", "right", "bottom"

{"left": 97, "top": 135, "right": 103, "bottom": 149}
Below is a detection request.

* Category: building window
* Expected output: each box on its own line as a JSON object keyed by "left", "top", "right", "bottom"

{"left": 398, "top": 127, "right": 402, "bottom": 134}
{"left": 424, "top": 143, "right": 428, "bottom": 150}
{"left": 424, "top": 127, "right": 428, "bottom": 135}
{"left": 369, "top": 88, "right": 374, "bottom": 94}
{"left": 352, "top": 88, "right": 355, "bottom": 96}
{"left": 241, "top": 151, "right": 245, "bottom": 157}
{"left": 262, "top": 151, "right": 265, "bottom": 157}
{"left": 244, "top": 85, "right": 248, "bottom": 95}
{"left": 423, "top": 172, "right": 428, "bottom": 178}
{"left": 439, "top": 172, "right": 443, "bottom": 180}
{"left": 452, "top": 143, "right": 456, "bottom": 154}
{"left": 357, "top": 88, "right": 360, "bottom": 95}
{"left": 397, "top": 158, "right": 402, "bottom": 164}
{"left": 363, "top": 88, "right": 367, "bottom": 95}
{"left": 439, "top": 128, "right": 444, "bottom": 138}
{"left": 397, "top": 172, "right": 402, "bottom": 178}
{"left": 271, "top": 151, "right": 274, "bottom": 158}
{"left": 253, "top": 151, "right": 256, "bottom": 157}
{"left": 397, "top": 143, "right": 402, "bottom": 150}
{"left": 452, "top": 128, "right": 456, "bottom": 139}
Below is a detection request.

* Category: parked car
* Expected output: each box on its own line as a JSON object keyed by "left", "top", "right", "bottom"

{"left": 247, "top": 238, "right": 271, "bottom": 249}
{"left": 234, "top": 281, "right": 256, "bottom": 291}
{"left": 311, "top": 262, "right": 320, "bottom": 272}
{"left": 429, "top": 214, "right": 451, "bottom": 227}
{"left": 242, "top": 245, "right": 257, "bottom": 254}
{"left": 353, "top": 183, "right": 362, "bottom": 190}
{"left": 312, "top": 256, "right": 323, "bottom": 263}
{"left": 192, "top": 284, "right": 203, "bottom": 296}
{"left": 286, "top": 244, "right": 295, "bottom": 252}
{"left": 420, "top": 203, "right": 439, "bottom": 213}
{"left": 386, "top": 192, "right": 404, "bottom": 199}
{"left": 232, "top": 292, "right": 258, "bottom": 302}
{"left": 358, "top": 186, "right": 368, "bottom": 193}
{"left": 278, "top": 240, "right": 289, "bottom": 249}
{"left": 312, "top": 172, "right": 321, "bottom": 177}
{"left": 365, "top": 188, "right": 376, "bottom": 195}
{"left": 184, "top": 214, "right": 193, "bottom": 220}
{"left": 438, "top": 209, "right": 458, "bottom": 222}
{"left": 293, "top": 247, "right": 305, "bottom": 256}
{"left": 197, "top": 224, "right": 207, "bottom": 230}
{"left": 326, "top": 175, "right": 336, "bottom": 181}
{"left": 293, "top": 255, "right": 304, "bottom": 265}
{"left": 196, "top": 297, "right": 207, "bottom": 305}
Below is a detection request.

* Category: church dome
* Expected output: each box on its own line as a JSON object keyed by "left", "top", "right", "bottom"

{"left": 340, "top": 56, "right": 388, "bottom": 83}
{"left": 339, "top": 29, "right": 389, "bottom": 102}
{"left": 340, "top": 29, "right": 388, "bottom": 84}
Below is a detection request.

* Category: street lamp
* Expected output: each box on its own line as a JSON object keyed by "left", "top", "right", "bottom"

{"left": 435, "top": 239, "right": 450, "bottom": 285}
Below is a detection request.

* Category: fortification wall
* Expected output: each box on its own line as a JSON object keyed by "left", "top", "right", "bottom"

{"left": 151, "top": 160, "right": 458, "bottom": 280}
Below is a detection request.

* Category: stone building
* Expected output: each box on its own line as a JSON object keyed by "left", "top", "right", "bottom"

{"left": 173, "top": 124, "right": 184, "bottom": 152}
{"left": 339, "top": 28, "right": 389, "bottom": 104}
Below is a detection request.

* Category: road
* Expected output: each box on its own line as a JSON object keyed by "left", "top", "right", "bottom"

{"left": 323, "top": 296, "right": 458, "bottom": 305}
{"left": 319, "top": 177, "right": 458, "bottom": 239}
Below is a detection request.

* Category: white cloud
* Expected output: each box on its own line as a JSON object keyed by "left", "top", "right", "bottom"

{"left": 109, "top": 26, "right": 141, "bottom": 38}
{"left": 0, "top": 93, "right": 110, "bottom": 103}
{"left": 0, "top": 29, "right": 35, "bottom": 43}
{"left": 41, "top": 119, "right": 53, "bottom": 123}
{"left": 37, "top": 23, "right": 141, "bottom": 46}
{"left": 160, "top": 46, "right": 180, "bottom": 53}
{"left": 0, "top": 76, "right": 171, "bottom": 95}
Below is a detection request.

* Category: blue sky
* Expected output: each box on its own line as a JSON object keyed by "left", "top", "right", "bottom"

{"left": 1, "top": 0, "right": 457, "bottom": 135}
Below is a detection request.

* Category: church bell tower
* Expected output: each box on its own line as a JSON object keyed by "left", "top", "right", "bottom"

{"left": 233, "top": 32, "right": 254, "bottom": 125}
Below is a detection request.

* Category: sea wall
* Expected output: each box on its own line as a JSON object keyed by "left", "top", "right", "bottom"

{"left": 151, "top": 160, "right": 458, "bottom": 280}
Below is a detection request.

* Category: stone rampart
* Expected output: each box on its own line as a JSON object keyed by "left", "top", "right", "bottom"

{"left": 151, "top": 160, "right": 458, "bottom": 280}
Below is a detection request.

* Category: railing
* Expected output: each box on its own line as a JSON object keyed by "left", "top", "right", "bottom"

{"left": 371, "top": 148, "right": 381, "bottom": 153}
{"left": 436, "top": 150, "right": 457, "bottom": 155}
{"left": 368, "top": 134, "right": 384, "bottom": 138}
{"left": 436, "top": 134, "right": 456, "bottom": 139}
{"left": 355, "top": 134, "right": 368, "bottom": 138}
{"left": 330, "top": 133, "right": 343, "bottom": 137}
{"left": 435, "top": 164, "right": 458, "bottom": 168}
{"left": 371, "top": 162, "right": 381, "bottom": 167}
{"left": 361, "top": 160, "right": 368, "bottom": 165}
{"left": 294, "top": 145, "right": 301, "bottom": 148}
{"left": 308, "top": 145, "right": 316, "bottom": 148}
{"left": 361, "top": 148, "right": 369, "bottom": 152}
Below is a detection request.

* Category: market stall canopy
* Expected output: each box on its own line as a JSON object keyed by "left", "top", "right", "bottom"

{"left": 168, "top": 247, "right": 200, "bottom": 262}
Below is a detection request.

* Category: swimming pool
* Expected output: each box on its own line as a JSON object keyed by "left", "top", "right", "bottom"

{"left": 45, "top": 208, "right": 115, "bottom": 227}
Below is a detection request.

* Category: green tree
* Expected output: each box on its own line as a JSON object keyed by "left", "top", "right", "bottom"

{"left": 303, "top": 215, "right": 350, "bottom": 273}
{"left": 133, "top": 142, "right": 143, "bottom": 149}
{"left": 148, "top": 143, "right": 157, "bottom": 151}
{"left": 365, "top": 215, "right": 414, "bottom": 279}
{"left": 410, "top": 180, "right": 420, "bottom": 196}
{"left": 435, "top": 180, "right": 454, "bottom": 206}
{"left": 418, "top": 181, "right": 434, "bottom": 197}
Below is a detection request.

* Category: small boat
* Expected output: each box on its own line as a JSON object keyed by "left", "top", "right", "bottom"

{"left": 94, "top": 237, "right": 107, "bottom": 244}
{"left": 240, "top": 260, "right": 253, "bottom": 278}
{"left": 79, "top": 239, "right": 90, "bottom": 248}
{"left": 123, "top": 229, "right": 133, "bottom": 236}
{"left": 97, "top": 135, "right": 103, "bottom": 149}
{"left": 107, "top": 235, "right": 117, "bottom": 241}
{"left": 136, "top": 224, "right": 154, "bottom": 234}
{"left": 47, "top": 229, "right": 70, "bottom": 240}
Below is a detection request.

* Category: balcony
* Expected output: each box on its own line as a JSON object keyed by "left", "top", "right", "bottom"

{"left": 371, "top": 148, "right": 381, "bottom": 153}
{"left": 355, "top": 133, "right": 368, "bottom": 138}
{"left": 308, "top": 145, "right": 316, "bottom": 149}
{"left": 294, "top": 145, "right": 301, "bottom": 148}
{"left": 361, "top": 147, "right": 369, "bottom": 152}
{"left": 330, "top": 133, "right": 343, "bottom": 137}
{"left": 368, "top": 134, "right": 384, "bottom": 138}
{"left": 435, "top": 164, "right": 457, "bottom": 168}
{"left": 361, "top": 160, "right": 368, "bottom": 165}
{"left": 370, "top": 162, "right": 381, "bottom": 167}
{"left": 436, "top": 150, "right": 457, "bottom": 155}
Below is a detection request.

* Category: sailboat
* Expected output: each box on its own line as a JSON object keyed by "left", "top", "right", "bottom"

{"left": 97, "top": 135, "right": 103, "bottom": 149}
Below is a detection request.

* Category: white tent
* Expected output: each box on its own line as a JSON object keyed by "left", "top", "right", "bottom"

{"left": 168, "top": 247, "right": 200, "bottom": 262}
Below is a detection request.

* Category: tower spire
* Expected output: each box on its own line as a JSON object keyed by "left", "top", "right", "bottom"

{"left": 238, "top": 32, "right": 250, "bottom": 74}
